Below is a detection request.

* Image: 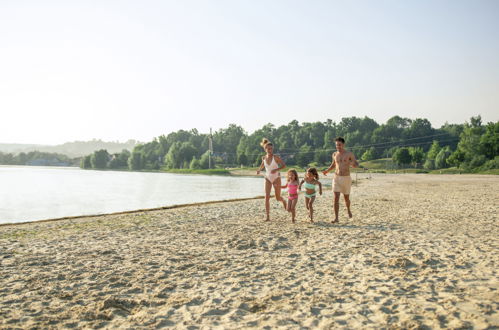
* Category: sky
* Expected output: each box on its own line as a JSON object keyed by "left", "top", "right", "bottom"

{"left": 1, "top": 0, "right": 498, "bottom": 145}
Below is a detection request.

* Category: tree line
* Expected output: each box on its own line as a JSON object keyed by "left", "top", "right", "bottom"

{"left": 79, "top": 115, "right": 498, "bottom": 173}
{"left": 0, "top": 151, "right": 77, "bottom": 166}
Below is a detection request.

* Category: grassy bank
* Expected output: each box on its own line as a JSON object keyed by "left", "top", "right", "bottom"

{"left": 160, "top": 168, "right": 231, "bottom": 175}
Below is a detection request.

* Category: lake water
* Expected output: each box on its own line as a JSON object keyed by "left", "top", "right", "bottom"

{"left": 0, "top": 166, "right": 265, "bottom": 224}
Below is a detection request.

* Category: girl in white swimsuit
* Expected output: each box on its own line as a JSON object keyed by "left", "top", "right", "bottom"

{"left": 256, "top": 138, "right": 287, "bottom": 221}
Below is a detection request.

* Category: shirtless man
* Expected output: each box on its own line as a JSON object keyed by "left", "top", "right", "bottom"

{"left": 322, "top": 137, "right": 365, "bottom": 223}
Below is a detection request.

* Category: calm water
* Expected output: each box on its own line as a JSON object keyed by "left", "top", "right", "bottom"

{"left": 0, "top": 166, "right": 264, "bottom": 224}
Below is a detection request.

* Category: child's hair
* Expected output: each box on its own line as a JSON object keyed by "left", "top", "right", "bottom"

{"left": 306, "top": 167, "right": 319, "bottom": 180}
{"left": 260, "top": 138, "right": 272, "bottom": 149}
{"left": 287, "top": 169, "right": 298, "bottom": 182}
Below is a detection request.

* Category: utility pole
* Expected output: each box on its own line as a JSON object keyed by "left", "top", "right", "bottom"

{"left": 208, "top": 128, "right": 213, "bottom": 169}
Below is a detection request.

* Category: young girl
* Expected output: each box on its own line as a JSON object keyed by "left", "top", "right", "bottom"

{"left": 281, "top": 169, "right": 299, "bottom": 223}
{"left": 299, "top": 168, "right": 322, "bottom": 222}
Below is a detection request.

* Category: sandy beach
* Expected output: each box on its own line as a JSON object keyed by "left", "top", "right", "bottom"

{"left": 1, "top": 174, "right": 498, "bottom": 329}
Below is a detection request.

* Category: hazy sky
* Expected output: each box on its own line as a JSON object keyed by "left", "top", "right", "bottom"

{"left": 1, "top": 0, "right": 498, "bottom": 145}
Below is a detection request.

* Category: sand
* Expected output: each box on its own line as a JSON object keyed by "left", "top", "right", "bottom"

{"left": 0, "top": 174, "right": 498, "bottom": 329}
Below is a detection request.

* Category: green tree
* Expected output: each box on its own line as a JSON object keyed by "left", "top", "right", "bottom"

{"left": 435, "top": 146, "right": 452, "bottom": 169}
{"left": 164, "top": 142, "right": 181, "bottom": 169}
{"left": 91, "top": 149, "right": 110, "bottom": 169}
{"left": 237, "top": 153, "right": 248, "bottom": 166}
{"left": 178, "top": 142, "right": 197, "bottom": 168}
{"left": 128, "top": 150, "right": 144, "bottom": 170}
{"left": 447, "top": 149, "right": 465, "bottom": 167}
{"left": 427, "top": 141, "right": 441, "bottom": 160}
{"left": 409, "top": 147, "right": 425, "bottom": 167}
{"left": 189, "top": 157, "right": 201, "bottom": 169}
{"left": 392, "top": 148, "right": 412, "bottom": 166}
{"left": 479, "top": 121, "right": 499, "bottom": 159}
{"left": 361, "top": 147, "right": 376, "bottom": 161}
{"left": 296, "top": 144, "right": 313, "bottom": 168}
{"left": 199, "top": 151, "right": 211, "bottom": 169}
{"left": 423, "top": 159, "right": 435, "bottom": 170}
{"left": 80, "top": 155, "right": 92, "bottom": 169}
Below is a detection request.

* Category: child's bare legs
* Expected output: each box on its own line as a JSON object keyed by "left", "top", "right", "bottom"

{"left": 273, "top": 178, "right": 287, "bottom": 210}
{"left": 308, "top": 197, "right": 315, "bottom": 222}
{"left": 264, "top": 179, "right": 272, "bottom": 221}
{"left": 344, "top": 194, "right": 352, "bottom": 218}
{"left": 332, "top": 192, "right": 341, "bottom": 223}
{"left": 289, "top": 198, "right": 297, "bottom": 222}
{"left": 305, "top": 197, "right": 315, "bottom": 222}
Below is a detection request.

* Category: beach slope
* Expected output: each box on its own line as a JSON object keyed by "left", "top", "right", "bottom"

{"left": 1, "top": 174, "right": 498, "bottom": 328}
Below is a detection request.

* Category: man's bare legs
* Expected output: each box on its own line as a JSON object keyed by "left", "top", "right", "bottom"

{"left": 344, "top": 194, "right": 352, "bottom": 218}
{"left": 333, "top": 192, "right": 341, "bottom": 223}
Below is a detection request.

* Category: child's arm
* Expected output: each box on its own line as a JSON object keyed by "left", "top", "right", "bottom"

{"left": 318, "top": 181, "right": 323, "bottom": 195}
{"left": 281, "top": 183, "right": 288, "bottom": 189}
{"left": 298, "top": 180, "right": 304, "bottom": 190}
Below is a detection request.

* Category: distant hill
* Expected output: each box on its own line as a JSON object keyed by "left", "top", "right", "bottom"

{"left": 0, "top": 139, "right": 140, "bottom": 158}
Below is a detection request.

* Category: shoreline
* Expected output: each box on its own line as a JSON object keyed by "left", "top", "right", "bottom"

{"left": 2, "top": 172, "right": 496, "bottom": 227}
{"left": 0, "top": 195, "right": 266, "bottom": 227}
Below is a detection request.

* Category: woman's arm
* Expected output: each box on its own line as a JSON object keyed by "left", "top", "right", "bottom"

{"left": 256, "top": 158, "right": 265, "bottom": 174}
{"left": 272, "top": 155, "right": 286, "bottom": 173}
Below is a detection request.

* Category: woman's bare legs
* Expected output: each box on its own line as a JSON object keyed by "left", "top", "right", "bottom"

{"left": 264, "top": 179, "right": 272, "bottom": 221}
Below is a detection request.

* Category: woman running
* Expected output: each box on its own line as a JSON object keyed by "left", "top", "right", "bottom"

{"left": 256, "top": 138, "right": 287, "bottom": 221}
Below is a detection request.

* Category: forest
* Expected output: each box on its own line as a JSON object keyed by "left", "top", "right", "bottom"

{"left": 79, "top": 115, "right": 498, "bottom": 173}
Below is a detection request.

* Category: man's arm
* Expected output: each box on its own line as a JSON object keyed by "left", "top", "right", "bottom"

{"left": 322, "top": 153, "right": 336, "bottom": 175}
{"left": 350, "top": 152, "right": 359, "bottom": 168}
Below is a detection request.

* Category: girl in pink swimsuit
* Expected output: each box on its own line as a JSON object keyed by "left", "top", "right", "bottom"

{"left": 282, "top": 169, "right": 299, "bottom": 222}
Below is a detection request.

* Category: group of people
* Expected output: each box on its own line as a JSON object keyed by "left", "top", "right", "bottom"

{"left": 256, "top": 137, "right": 365, "bottom": 223}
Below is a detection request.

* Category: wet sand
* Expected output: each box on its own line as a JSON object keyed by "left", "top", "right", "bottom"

{"left": 1, "top": 174, "right": 498, "bottom": 328}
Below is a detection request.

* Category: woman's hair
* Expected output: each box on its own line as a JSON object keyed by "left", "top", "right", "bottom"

{"left": 307, "top": 167, "right": 319, "bottom": 180}
{"left": 260, "top": 138, "right": 273, "bottom": 149}
{"left": 287, "top": 169, "right": 298, "bottom": 182}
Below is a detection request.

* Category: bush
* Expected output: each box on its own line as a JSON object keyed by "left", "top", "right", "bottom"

{"left": 361, "top": 148, "right": 375, "bottom": 161}
{"left": 190, "top": 157, "right": 202, "bottom": 169}
{"left": 423, "top": 159, "right": 435, "bottom": 170}
{"left": 480, "top": 156, "right": 499, "bottom": 170}
{"left": 435, "top": 147, "right": 452, "bottom": 169}
{"left": 199, "top": 151, "right": 211, "bottom": 169}
{"left": 469, "top": 155, "right": 487, "bottom": 168}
